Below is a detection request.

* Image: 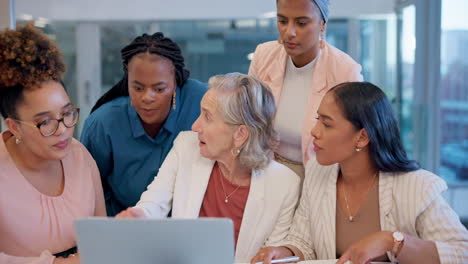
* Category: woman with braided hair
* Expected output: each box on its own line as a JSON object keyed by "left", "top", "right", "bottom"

{"left": 80, "top": 32, "right": 207, "bottom": 216}
{"left": 0, "top": 24, "right": 105, "bottom": 264}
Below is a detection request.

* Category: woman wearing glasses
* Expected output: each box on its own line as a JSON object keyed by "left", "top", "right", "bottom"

{"left": 0, "top": 24, "right": 106, "bottom": 264}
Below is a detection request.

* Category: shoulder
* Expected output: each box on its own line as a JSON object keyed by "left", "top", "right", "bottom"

{"left": 181, "top": 79, "right": 207, "bottom": 96}
{"left": 324, "top": 42, "right": 359, "bottom": 66}
{"left": 67, "top": 138, "right": 99, "bottom": 166}
{"left": 83, "top": 97, "right": 130, "bottom": 127}
{"left": 169, "top": 131, "right": 206, "bottom": 165}
{"left": 302, "top": 158, "right": 339, "bottom": 204}
{"left": 389, "top": 169, "right": 448, "bottom": 210}
{"left": 179, "top": 79, "right": 207, "bottom": 111}
{"left": 322, "top": 42, "right": 362, "bottom": 81}
{"left": 173, "top": 131, "right": 199, "bottom": 149}
{"left": 253, "top": 41, "right": 285, "bottom": 63}
{"left": 261, "top": 160, "right": 301, "bottom": 189}
{"left": 305, "top": 158, "right": 337, "bottom": 185}
{"left": 392, "top": 169, "right": 447, "bottom": 192}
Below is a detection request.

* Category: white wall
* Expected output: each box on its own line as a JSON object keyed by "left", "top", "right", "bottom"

{"left": 15, "top": 0, "right": 395, "bottom": 21}
{"left": 0, "top": 0, "right": 15, "bottom": 132}
{"left": 0, "top": 0, "right": 14, "bottom": 28}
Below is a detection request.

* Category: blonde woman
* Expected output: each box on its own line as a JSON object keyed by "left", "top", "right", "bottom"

{"left": 117, "top": 73, "right": 300, "bottom": 263}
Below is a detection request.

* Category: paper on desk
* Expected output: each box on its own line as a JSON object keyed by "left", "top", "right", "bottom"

{"left": 236, "top": 260, "right": 345, "bottom": 264}
{"left": 237, "top": 260, "right": 389, "bottom": 264}
{"left": 299, "top": 260, "right": 344, "bottom": 264}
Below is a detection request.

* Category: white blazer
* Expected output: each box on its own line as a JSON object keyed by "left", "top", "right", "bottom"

{"left": 284, "top": 158, "right": 468, "bottom": 263}
{"left": 135, "top": 131, "right": 300, "bottom": 263}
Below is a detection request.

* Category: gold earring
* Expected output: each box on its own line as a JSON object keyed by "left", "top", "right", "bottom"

{"left": 172, "top": 91, "right": 176, "bottom": 110}
{"left": 15, "top": 137, "right": 21, "bottom": 145}
{"left": 320, "top": 31, "right": 325, "bottom": 49}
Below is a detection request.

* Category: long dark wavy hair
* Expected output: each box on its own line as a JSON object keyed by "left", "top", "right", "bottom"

{"left": 90, "top": 32, "right": 189, "bottom": 113}
{"left": 330, "top": 82, "right": 420, "bottom": 172}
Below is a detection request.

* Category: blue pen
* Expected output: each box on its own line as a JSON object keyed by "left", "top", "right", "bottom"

{"left": 255, "top": 256, "right": 300, "bottom": 264}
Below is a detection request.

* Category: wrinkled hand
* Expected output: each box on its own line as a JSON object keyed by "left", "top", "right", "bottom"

{"left": 250, "top": 246, "right": 295, "bottom": 264}
{"left": 54, "top": 253, "right": 80, "bottom": 264}
{"left": 115, "top": 207, "right": 146, "bottom": 219}
{"left": 337, "top": 231, "right": 393, "bottom": 264}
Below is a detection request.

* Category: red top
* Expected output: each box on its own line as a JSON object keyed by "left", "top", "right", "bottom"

{"left": 199, "top": 163, "right": 250, "bottom": 247}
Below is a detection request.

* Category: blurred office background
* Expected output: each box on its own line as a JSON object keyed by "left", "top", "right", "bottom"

{"left": 1, "top": 0, "right": 467, "bottom": 220}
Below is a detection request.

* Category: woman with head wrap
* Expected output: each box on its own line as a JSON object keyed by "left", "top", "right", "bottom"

{"left": 249, "top": 0, "right": 363, "bottom": 180}
{"left": 80, "top": 32, "right": 207, "bottom": 216}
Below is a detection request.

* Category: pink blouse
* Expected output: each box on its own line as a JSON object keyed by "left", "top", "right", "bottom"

{"left": 0, "top": 131, "right": 104, "bottom": 264}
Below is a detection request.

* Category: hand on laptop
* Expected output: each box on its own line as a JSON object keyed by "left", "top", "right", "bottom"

{"left": 115, "top": 207, "right": 146, "bottom": 219}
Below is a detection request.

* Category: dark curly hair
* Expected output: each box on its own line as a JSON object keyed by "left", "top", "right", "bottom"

{"left": 90, "top": 32, "right": 190, "bottom": 113}
{"left": 0, "top": 23, "right": 66, "bottom": 119}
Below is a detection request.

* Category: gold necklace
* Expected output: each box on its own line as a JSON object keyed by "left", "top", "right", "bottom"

{"left": 341, "top": 172, "right": 378, "bottom": 222}
{"left": 219, "top": 166, "right": 241, "bottom": 203}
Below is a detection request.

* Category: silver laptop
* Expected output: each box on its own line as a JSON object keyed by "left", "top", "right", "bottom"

{"left": 75, "top": 217, "right": 234, "bottom": 264}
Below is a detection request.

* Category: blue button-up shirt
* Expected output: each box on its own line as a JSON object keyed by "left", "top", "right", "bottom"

{"left": 80, "top": 79, "right": 207, "bottom": 216}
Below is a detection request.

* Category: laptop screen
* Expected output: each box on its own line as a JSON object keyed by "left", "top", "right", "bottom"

{"left": 75, "top": 217, "right": 234, "bottom": 264}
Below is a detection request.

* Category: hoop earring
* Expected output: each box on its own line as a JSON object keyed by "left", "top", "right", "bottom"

{"left": 172, "top": 91, "right": 176, "bottom": 110}
{"left": 231, "top": 148, "right": 241, "bottom": 157}
{"left": 15, "top": 137, "right": 22, "bottom": 145}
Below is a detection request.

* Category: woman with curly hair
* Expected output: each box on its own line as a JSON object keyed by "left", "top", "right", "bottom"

{"left": 80, "top": 32, "right": 207, "bottom": 216}
{"left": 0, "top": 24, "right": 106, "bottom": 264}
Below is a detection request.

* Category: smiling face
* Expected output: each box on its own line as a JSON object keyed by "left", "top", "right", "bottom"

{"left": 8, "top": 80, "right": 75, "bottom": 161}
{"left": 127, "top": 53, "right": 176, "bottom": 127}
{"left": 191, "top": 89, "right": 238, "bottom": 162}
{"left": 276, "top": 0, "right": 325, "bottom": 67}
{"left": 311, "top": 92, "right": 364, "bottom": 165}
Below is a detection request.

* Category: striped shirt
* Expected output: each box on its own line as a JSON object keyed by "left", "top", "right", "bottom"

{"left": 283, "top": 159, "right": 468, "bottom": 263}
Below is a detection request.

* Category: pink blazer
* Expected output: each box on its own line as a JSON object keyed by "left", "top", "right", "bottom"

{"left": 248, "top": 41, "right": 363, "bottom": 163}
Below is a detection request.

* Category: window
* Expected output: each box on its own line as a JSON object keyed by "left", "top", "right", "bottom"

{"left": 399, "top": 5, "right": 416, "bottom": 158}
{"left": 440, "top": 0, "right": 468, "bottom": 182}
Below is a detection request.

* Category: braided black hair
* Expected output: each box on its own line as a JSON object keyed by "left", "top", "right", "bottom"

{"left": 91, "top": 32, "right": 190, "bottom": 113}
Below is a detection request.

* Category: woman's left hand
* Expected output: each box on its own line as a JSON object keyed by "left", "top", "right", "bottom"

{"left": 115, "top": 207, "right": 146, "bottom": 219}
{"left": 336, "top": 231, "right": 393, "bottom": 264}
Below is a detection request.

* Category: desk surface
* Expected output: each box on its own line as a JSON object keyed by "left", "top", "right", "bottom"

{"left": 237, "top": 260, "right": 389, "bottom": 264}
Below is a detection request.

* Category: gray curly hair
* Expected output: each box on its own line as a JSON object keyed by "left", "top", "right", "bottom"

{"left": 208, "top": 72, "right": 278, "bottom": 170}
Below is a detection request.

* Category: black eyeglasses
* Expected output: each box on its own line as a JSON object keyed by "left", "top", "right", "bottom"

{"left": 13, "top": 107, "right": 80, "bottom": 137}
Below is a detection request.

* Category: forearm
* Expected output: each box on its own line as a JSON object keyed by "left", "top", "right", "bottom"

{"left": 397, "top": 234, "right": 440, "bottom": 264}
{"left": 283, "top": 244, "right": 305, "bottom": 261}
{"left": 0, "top": 251, "right": 55, "bottom": 264}
{"left": 281, "top": 234, "right": 315, "bottom": 260}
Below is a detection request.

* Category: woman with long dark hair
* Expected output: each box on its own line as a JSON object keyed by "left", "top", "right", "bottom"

{"left": 251, "top": 82, "right": 468, "bottom": 264}
{"left": 80, "top": 32, "right": 207, "bottom": 216}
